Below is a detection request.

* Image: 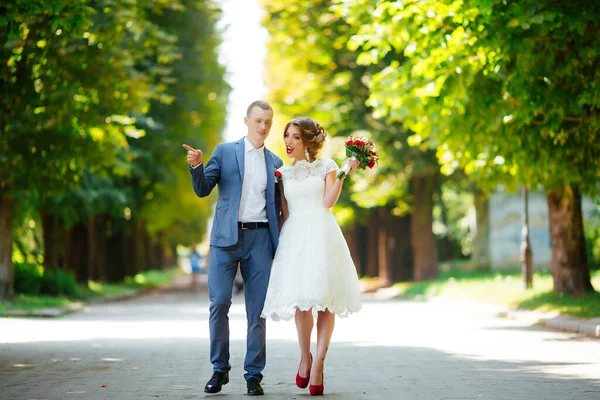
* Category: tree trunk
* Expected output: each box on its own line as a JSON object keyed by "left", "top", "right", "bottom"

{"left": 365, "top": 210, "right": 379, "bottom": 277}
{"left": 106, "top": 230, "right": 125, "bottom": 282}
{"left": 65, "top": 223, "right": 88, "bottom": 283}
{"left": 87, "top": 215, "right": 106, "bottom": 282}
{"left": 132, "top": 217, "right": 147, "bottom": 275}
{"left": 169, "top": 244, "right": 179, "bottom": 267}
{"left": 0, "top": 193, "right": 14, "bottom": 300}
{"left": 471, "top": 188, "right": 490, "bottom": 270}
{"left": 546, "top": 186, "right": 595, "bottom": 294}
{"left": 153, "top": 241, "right": 165, "bottom": 270}
{"left": 356, "top": 225, "right": 368, "bottom": 277}
{"left": 377, "top": 207, "right": 392, "bottom": 287}
{"left": 122, "top": 226, "right": 135, "bottom": 278}
{"left": 152, "top": 232, "right": 166, "bottom": 270}
{"left": 390, "top": 215, "right": 413, "bottom": 282}
{"left": 520, "top": 186, "right": 533, "bottom": 288}
{"left": 411, "top": 174, "right": 439, "bottom": 281}
{"left": 344, "top": 225, "right": 363, "bottom": 276}
{"left": 378, "top": 206, "right": 398, "bottom": 287}
{"left": 144, "top": 228, "right": 154, "bottom": 271}
{"left": 41, "top": 211, "right": 66, "bottom": 271}
{"left": 437, "top": 196, "right": 454, "bottom": 261}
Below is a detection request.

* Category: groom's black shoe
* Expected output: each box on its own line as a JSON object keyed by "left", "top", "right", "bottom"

{"left": 204, "top": 371, "right": 229, "bottom": 394}
{"left": 246, "top": 378, "right": 264, "bottom": 396}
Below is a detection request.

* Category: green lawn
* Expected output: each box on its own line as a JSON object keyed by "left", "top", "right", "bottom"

{"left": 0, "top": 294, "right": 77, "bottom": 315}
{"left": 79, "top": 268, "right": 181, "bottom": 300}
{"left": 387, "top": 268, "right": 600, "bottom": 319}
{"left": 1, "top": 268, "right": 180, "bottom": 317}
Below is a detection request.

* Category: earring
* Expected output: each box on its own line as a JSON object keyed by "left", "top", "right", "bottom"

{"left": 305, "top": 149, "right": 310, "bottom": 162}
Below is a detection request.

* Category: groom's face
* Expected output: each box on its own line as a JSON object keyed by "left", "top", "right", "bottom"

{"left": 245, "top": 106, "right": 273, "bottom": 145}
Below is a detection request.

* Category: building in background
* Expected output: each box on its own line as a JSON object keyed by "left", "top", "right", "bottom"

{"left": 489, "top": 187, "right": 596, "bottom": 270}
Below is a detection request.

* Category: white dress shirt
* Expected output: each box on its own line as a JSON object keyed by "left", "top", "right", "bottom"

{"left": 238, "top": 137, "right": 268, "bottom": 222}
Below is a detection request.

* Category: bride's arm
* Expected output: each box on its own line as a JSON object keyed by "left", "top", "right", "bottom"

{"left": 324, "top": 158, "right": 359, "bottom": 209}
{"left": 279, "top": 181, "right": 289, "bottom": 227}
{"left": 323, "top": 171, "right": 344, "bottom": 209}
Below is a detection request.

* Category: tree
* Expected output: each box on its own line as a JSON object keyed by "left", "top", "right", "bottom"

{"left": 1, "top": 0, "right": 229, "bottom": 295}
{"left": 261, "top": 0, "right": 441, "bottom": 281}
{"left": 141, "top": 0, "right": 230, "bottom": 249}
{"left": 344, "top": 0, "right": 599, "bottom": 293}
{"left": 1, "top": 0, "right": 101, "bottom": 297}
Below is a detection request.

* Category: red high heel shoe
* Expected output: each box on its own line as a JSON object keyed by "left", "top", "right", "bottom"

{"left": 309, "top": 372, "right": 324, "bottom": 396}
{"left": 296, "top": 353, "right": 312, "bottom": 388}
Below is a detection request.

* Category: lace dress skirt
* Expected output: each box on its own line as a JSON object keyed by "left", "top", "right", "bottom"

{"left": 261, "top": 158, "right": 362, "bottom": 322}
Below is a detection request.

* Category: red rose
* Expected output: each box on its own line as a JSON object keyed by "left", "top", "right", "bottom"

{"left": 367, "top": 161, "right": 376, "bottom": 169}
{"left": 354, "top": 140, "right": 365, "bottom": 146}
{"left": 274, "top": 170, "right": 283, "bottom": 183}
{"left": 345, "top": 140, "right": 353, "bottom": 146}
{"left": 370, "top": 151, "right": 376, "bottom": 156}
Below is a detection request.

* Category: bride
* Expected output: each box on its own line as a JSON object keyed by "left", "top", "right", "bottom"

{"left": 261, "top": 116, "right": 362, "bottom": 396}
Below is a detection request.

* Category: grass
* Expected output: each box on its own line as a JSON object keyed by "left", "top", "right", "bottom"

{"left": 79, "top": 268, "right": 180, "bottom": 300}
{"left": 386, "top": 268, "right": 600, "bottom": 319}
{"left": 1, "top": 268, "right": 180, "bottom": 316}
{"left": 0, "top": 294, "right": 78, "bottom": 315}
{"left": 124, "top": 268, "right": 181, "bottom": 288}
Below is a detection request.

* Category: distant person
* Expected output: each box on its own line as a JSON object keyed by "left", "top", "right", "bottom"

{"left": 261, "top": 117, "right": 362, "bottom": 396}
{"left": 189, "top": 243, "right": 203, "bottom": 291}
{"left": 183, "top": 100, "right": 283, "bottom": 396}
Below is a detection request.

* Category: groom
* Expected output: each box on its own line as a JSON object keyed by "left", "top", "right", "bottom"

{"left": 183, "top": 100, "right": 283, "bottom": 396}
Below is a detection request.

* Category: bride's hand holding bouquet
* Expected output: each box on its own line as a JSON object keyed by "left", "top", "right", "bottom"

{"left": 337, "top": 136, "right": 379, "bottom": 179}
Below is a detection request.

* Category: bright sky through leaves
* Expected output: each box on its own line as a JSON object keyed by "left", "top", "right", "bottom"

{"left": 217, "top": 0, "right": 269, "bottom": 141}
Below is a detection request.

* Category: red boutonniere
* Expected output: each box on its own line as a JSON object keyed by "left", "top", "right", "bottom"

{"left": 275, "top": 169, "right": 282, "bottom": 184}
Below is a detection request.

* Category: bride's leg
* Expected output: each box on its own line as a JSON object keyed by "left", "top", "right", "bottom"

{"left": 311, "top": 309, "right": 335, "bottom": 385}
{"left": 295, "top": 307, "right": 313, "bottom": 377}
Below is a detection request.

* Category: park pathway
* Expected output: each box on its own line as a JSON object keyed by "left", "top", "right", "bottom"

{"left": 1, "top": 275, "right": 599, "bottom": 400}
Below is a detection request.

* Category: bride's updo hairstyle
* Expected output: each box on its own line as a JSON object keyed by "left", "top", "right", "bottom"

{"left": 283, "top": 116, "right": 328, "bottom": 162}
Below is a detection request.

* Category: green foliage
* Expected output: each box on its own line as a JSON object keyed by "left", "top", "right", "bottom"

{"left": 40, "top": 268, "right": 80, "bottom": 297}
{"left": 14, "top": 262, "right": 79, "bottom": 297}
{"left": 342, "top": 0, "right": 600, "bottom": 194}
{"left": 3, "top": 1, "right": 230, "bottom": 280}
{"left": 584, "top": 205, "right": 600, "bottom": 269}
{"left": 1, "top": 0, "right": 171, "bottom": 195}
{"left": 138, "top": 0, "right": 230, "bottom": 245}
{"left": 433, "top": 179, "right": 474, "bottom": 257}
{"left": 260, "top": 0, "right": 438, "bottom": 217}
{"left": 13, "top": 262, "right": 43, "bottom": 295}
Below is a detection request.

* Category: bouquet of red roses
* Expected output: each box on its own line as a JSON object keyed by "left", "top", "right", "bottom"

{"left": 337, "top": 136, "right": 379, "bottom": 179}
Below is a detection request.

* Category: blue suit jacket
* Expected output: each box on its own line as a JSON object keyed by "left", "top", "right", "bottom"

{"left": 190, "top": 138, "right": 283, "bottom": 253}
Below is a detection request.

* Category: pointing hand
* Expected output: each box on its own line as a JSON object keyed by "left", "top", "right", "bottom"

{"left": 183, "top": 144, "right": 203, "bottom": 167}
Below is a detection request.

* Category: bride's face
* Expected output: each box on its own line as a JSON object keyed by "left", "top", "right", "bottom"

{"left": 284, "top": 125, "right": 307, "bottom": 161}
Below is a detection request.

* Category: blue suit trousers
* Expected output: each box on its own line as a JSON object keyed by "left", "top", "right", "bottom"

{"left": 208, "top": 226, "right": 273, "bottom": 382}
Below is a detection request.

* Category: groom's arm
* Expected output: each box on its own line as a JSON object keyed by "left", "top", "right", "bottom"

{"left": 189, "top": 144, "right": 223, "bottom": 197}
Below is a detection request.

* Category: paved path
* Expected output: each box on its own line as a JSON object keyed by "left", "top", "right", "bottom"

{"left": 1, "top": 275, "right": 599, "bottom": 400}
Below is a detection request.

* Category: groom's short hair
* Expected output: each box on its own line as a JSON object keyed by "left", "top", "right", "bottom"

{"left": 247, "top": 100, "right": 273, "bottom": 116}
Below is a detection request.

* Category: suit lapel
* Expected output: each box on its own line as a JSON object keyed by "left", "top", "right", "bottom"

{"left": 235, "top": 138, "right": 244, "bottom": 179}
{"left": 265, "top": 148, "right": 274, "bottom": 205}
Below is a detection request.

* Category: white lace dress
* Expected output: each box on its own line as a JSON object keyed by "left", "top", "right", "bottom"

{"left": 261, "top": 158, "right": 362, "bottom": 322}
